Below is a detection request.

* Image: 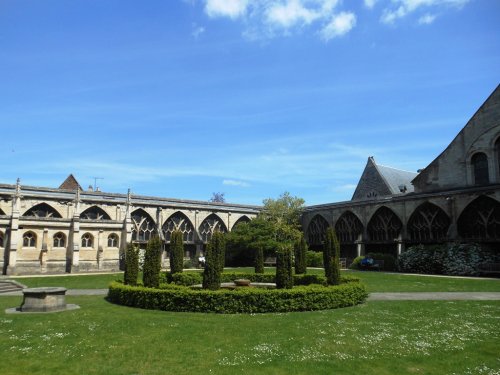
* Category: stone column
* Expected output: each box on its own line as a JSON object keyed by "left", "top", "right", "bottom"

{"left": 71, "top": 189, "right": 81, "bottom": 272}
{"left": 6, "top": 179, "right": 21, "bottom": 275}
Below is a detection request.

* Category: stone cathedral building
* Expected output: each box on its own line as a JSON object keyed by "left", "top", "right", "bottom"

{"left": 0, "top": 85, "right": 499, "bottom": 275}
{"left": 303, "top": 85, "right": 500, "bottom": 260}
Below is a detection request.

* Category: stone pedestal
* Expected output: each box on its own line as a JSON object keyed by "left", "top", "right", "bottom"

{"left": 21, "top": 287, "right": 67, "bottom": 312}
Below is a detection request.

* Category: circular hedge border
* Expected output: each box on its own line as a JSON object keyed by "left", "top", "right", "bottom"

{"left": 107, "top": 276, "right": 368, "bottom": 314}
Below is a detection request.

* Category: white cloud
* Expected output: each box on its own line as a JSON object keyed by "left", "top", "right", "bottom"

{"left": 364, "top": 0, "right": 378, "bottom": 9}
{"left": 418, "top": 13, "right": 437, "bottom": 24}
{"left": 223, "top": 179, "right": 250, "bottom": 187}
{"left": 320, "top": 12, "right": 356, "bottom": 41}
{"left": 266, "top": 0, "right": 320, "bottom": 28}
{"left": 381, "top": 0, "right": 470, "bottom": 24}
{"left": 199, "top": 0, "right": 355, "bottom": 40}
{"left": 205, "top": 0, "right": 249, "bottom": 19}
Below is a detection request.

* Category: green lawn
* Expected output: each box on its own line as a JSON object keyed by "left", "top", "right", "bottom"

{"left": 8, "top": 268, "right": 500, "bottom": 292}
{"left": 0, "top": 296, "right": 498, "bottom": 374}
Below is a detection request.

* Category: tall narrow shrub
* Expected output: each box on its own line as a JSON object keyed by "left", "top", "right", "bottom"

{"left": 202, "top": 232, "right": 225, "bottom": 290}
{"left": 323, "top": 228, "right": 341, "bottom": 285}
{"left": 255, "top": 246, "right": 264, "bottom": 274}
{"left": 276, "top": 245, "right": 293, "bottom": 289}
{"left": 169, "top": 230, "right": 184, "bottom": 274}
{"left": 142, "top": 235, "right": 162, "bottom": 288}
{"left": 294, "top": 235, "right": 308, "bottom": 274}
{"left": 124, "top": 242, "right": 139, "bottom": 286}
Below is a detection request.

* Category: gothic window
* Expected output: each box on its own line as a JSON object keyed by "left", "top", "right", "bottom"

{"left": 495, "top": 138, "right": 500, "bottom": 177}
{"left": 23, "top": 203, "right": 62, "bottom": 218}
{"left": 457, "top": 196, "right": 500, "bottom": 241}
{"left": 407, "top": 203, "right": 450, "bottom": 243}
{"left": 367, "top": 207, "right": 402, "bottom": 242}
{"left": 335, "top": 211, "right": 363, "bottom": 243}
{"left": 0, "top": 232, "right": 4, "bottom": 247}
{"left": 232, "top": 216, "right": 251, "bottom": 229}
{"left": 199, "top": 214, "right": 227, "bottom": 243}
{"left": 108, "top": 233, "right": 119, "bottom": 247}
{"left": 81, "top": 233, "right": 93, "bottom": 248}
{"left": 23, "top": 231, "right": 36, "bottom": 247}
{"left": 307, "top": 215, "right": 329, "bottom": 246}
{"left": 80, "top": 206, "right": 111, "bottom": 220}
{"left": 472, "top": 152, "right": 489, "bottom": 185}
{"left": 131, "top": 209, "right": 157, "bottom": 242}
{"left": 162, "top": 212, "right": 194, "bottom": 243}
{"left": 53, "top": 232, "right": 66, "bottom": 248}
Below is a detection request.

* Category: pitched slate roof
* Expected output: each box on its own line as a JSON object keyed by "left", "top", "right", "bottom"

{"left": 352, "top": 157, "right": 417, "bottom": 200}
{"left": 58, "top": 174, "right": 82, "bottom": 191}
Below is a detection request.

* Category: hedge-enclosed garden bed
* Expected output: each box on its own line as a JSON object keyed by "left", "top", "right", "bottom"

{"left": 107, "top": 273, "right": 367, "bottom": 314}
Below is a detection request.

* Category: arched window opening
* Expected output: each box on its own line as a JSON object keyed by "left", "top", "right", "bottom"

{"left": 495, "top": 138, "right": 500, "bottom": 178}
{"left": 307, "top": 215, "right": 329, "bottom": 246}
{"left": 408, "top": 203, "right": 450, "bottom": 243}
{"left": 232, "top": 216, "right": 250, "bottom": 229}
{"left": 367, "top": 207, "right": 402, "bottom": 242}
{"left": 23, "top": 203, "right": 62, "bottom": 218}
{"left": 0, "top": 208, "right": 5, "bottom": 215}
{"left": 80, "top": 206, "right": 111, "bottom": 220}
{"left": 199, "top": 214, "right": 227, "bottom": 243}
{"left": 162, "top": 212, "right": 194, "bottom": 243}
{"left": 457, "top": 196, "right": 500, "bottom": 241}
{"left": 335, "top": 211, "right": 363, "bottom": 243}
{"left": 53, "top": 232, "right": 66, "bottom": 248}
{"left": 81, "top": 233, "right": 93, "bottom": 248}
{"left": 23, "top": 231, "right": 36, "bottom": 247}
{"left": 131, "top": 209, "right": 157, "bottom": 242}
{"left": 0, "top": 232, "right": 4, "bottom": 248}
{"left": 108, "top": 233, "right": 119, "bottom": 248}
{"left": 472, "top": 152, "right": 489, "bottom": 185}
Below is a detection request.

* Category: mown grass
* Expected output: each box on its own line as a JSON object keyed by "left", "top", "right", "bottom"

{"left": 1, "top": 296, "right": 499, "bottom": 374}
{"left": 8, "top": 268, "right": 500, "bottom": 292}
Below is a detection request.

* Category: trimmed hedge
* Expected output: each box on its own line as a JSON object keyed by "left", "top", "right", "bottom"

{"left": 165, "top": 271, "right": 360, "bottom": 286}
{"left": 107, "top": 281, "right": 368, "bottom": 314}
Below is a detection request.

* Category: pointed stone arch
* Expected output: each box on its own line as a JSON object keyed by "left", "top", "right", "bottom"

{"left": 199, "top": 213, "right": 227, "bottom": 243}
{"left": 80, "top": 206, "right": 111, "bottom": 220}
{"left": 131, "top": 209, "right": 157, "bottom": 243}
{"left": 162, "top": 211, "right": 195, "bottom": 243}
{"left": 0, "top": 208, "right": 5, "bottom": 215}
{"left": 23, "top": 203, "right": 62, "bottom": 218}
{"left": 231, "top": 215, "right": 251, "bottom": 230}
{"left": 457, "top": 196, "right": 500, "bottom": 241}
{"left": 307, "top": 214, "right": 330, "bottom": 246}
{"left": 335, "top": 211, "right": 363, "bottom": 244}
{"left": 407, "top": 202, "right": 450, "bottom": 243}
{"left": 53, "top": 232, "right": 66, "bottom": 248}
{"left": 367, "top": 206, "right": 402, "bottom": 242}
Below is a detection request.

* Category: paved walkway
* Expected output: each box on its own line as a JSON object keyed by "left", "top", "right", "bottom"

{"left": 1, "top": 290, "right": 500, "bottom": 300}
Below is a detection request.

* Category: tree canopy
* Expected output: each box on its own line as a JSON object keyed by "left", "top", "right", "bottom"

{"left": 261, "top": 192, "right": 305, "bottom": 244}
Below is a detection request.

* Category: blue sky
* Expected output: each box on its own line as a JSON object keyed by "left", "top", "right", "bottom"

{"left": 0, "top": 0, "right": 498, "bottom": 206}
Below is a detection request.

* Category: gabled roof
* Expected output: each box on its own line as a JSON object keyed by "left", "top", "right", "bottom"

{"left": 352, "top": 157, "right": 417, "bottom": 201}
{"left": 59, "top": 174, "right": 82, "bottom": 191}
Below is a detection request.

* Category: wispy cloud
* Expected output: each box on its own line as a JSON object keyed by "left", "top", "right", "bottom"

{"left": 205, "top": 0, "right": 250, "bottom": 19}
{"left": 191, "top": 23, "right": 206, "bottom": 38}
{"left": 418, "top": 13, "right": 437, "bottom": 24}
{"left": 320, "top": 12, "right": 356, "bottom": 41}
{"left": 381, "top": 0, "right": 469, "bottom": 24}
{"left": 223, "top": 179, "right": 250, "bottom": 187}
{"left": 364, "top": 0, "right": 378, "bottom": 9}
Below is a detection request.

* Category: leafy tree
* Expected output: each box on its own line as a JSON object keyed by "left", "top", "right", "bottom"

{"left": 210, "top": 192, "right": 225, "bottom": 203}
{"left": 276, "top": 245, "right": 293, "bottom": 289}
{"left": 323, "top": 228, "right": 341, "bottom": 285}
{"left": 142, "top": 235, "right": 162, "bottom": 288}
{"left": 124, "top": 242, "right": 139, "bottom": 286}
{"left": 261, "top": 192, "right": 305, "bottom": 244}
{"left": 255, "top": 245, "right": 264, "bottom": 274}
{"left": 169, "top": 230, "right": 184, "bottom": 274}
{"left": 225, "top": 217, "right": 280, "bottom": 266}
{"left": 294, "top": 235, "right": 308, "bottom": 274}
{"left": 202, "top": 231, "right": 226, "bottom": 290}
